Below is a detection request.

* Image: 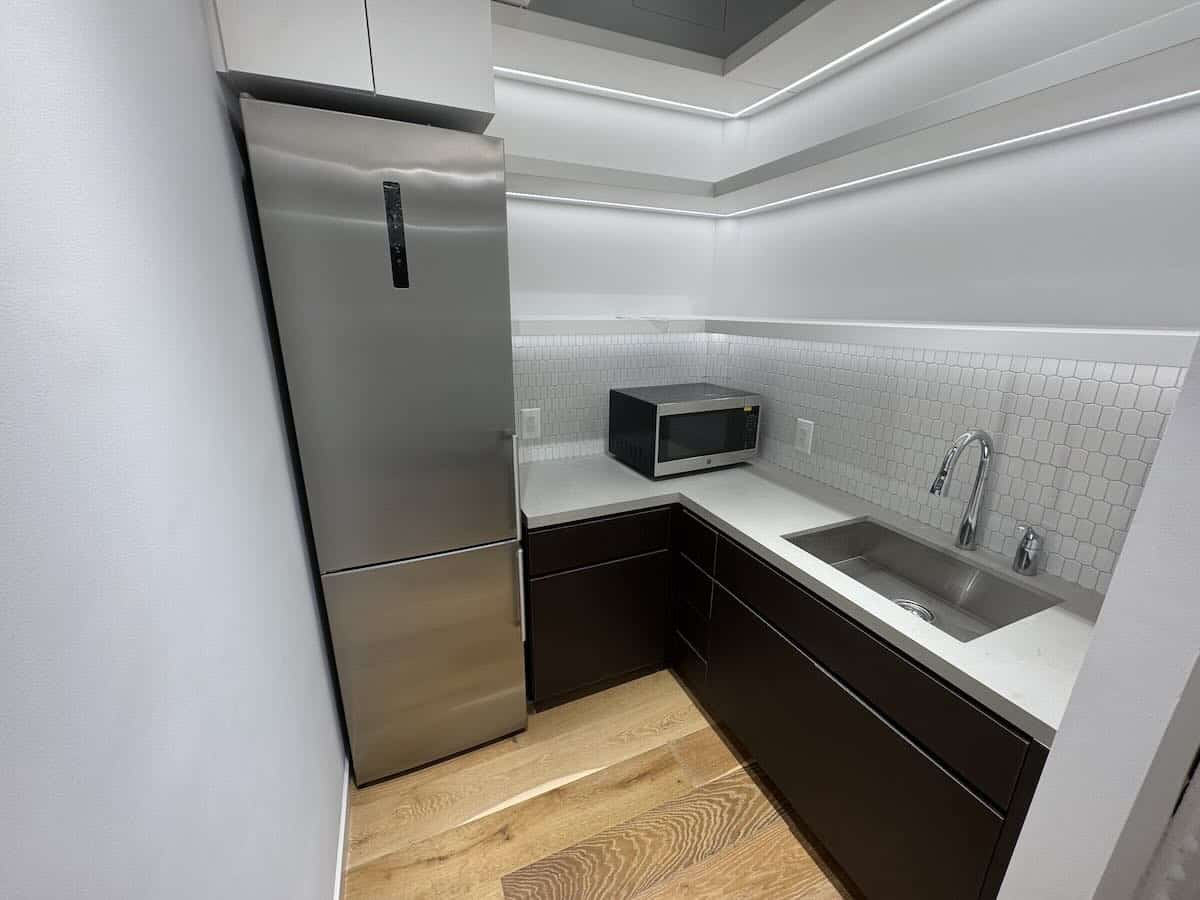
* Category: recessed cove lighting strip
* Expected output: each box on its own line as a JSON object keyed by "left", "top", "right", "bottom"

{"left": 505, "top": 191, "right": 723, "bottom": 218}
{"left": 737, "top": 0, "right": 971, "bottom": 116}
{"left": 492, "top": 66, "right": 734, "bottom": 118}
{"left": 506, "top": 88, "right": 1200, "bottom": 219}
{"left": 728, "top": 88, "right": 1200, "bottom": 217}
{"left": 493, "top": 0, "right": 972, "bottom": 120}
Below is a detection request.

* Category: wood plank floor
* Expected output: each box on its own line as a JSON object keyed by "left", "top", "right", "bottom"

{"left": 344, "top": 671, "right": 855, "bottom": 899}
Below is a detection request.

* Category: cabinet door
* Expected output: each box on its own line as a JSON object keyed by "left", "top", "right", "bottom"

{"left": 215, "top": 0, "right": 374, "bottom": 90}
{"left": 708, "top": 586, "right": 1003, "bottom": 900}
{"left": 673, "top": 552, "right": 714, "bottom": 619}
{"left": 669, "top": 629, "right": 708, "bottom": 700}
{"left": 715, "top": 537, "right": 1028, "bottom": 811}
{"left": 366, "top": 0, "right": 496, "bottom": 127}
{"left": 673, "top": 507, "right": 717, "bottom": 573}
{"left": 529, "top": 551, "right": 670, "bottom": 702}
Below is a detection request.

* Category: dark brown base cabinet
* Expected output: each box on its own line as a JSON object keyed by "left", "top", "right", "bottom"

{"left": 522, "top": 504, "right": 1047, "bottom": 899}
{"left": 524, "top": 507, "right": 672, "bottom": 705}
{"left": 528, "top": 550, "right": 670, "bottom": 702}
{"left": 709, "top": 585, "right": 1001, "bottom": 900}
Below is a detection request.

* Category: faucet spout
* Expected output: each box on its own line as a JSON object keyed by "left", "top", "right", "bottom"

{"left": 929, "top": 429, "right": 993, "bottom": 550}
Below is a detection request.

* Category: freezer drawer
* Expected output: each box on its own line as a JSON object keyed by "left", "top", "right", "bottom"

{"left": 323, "top": 541, "right": 527, "bottom": 784}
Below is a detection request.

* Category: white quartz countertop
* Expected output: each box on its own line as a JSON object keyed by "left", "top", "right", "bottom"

{"left": 521, "top": 454, "right": 1101, "bottom": 746}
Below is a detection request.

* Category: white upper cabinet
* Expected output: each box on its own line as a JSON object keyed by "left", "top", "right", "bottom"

{"left": 366, "top": 0, "right": 495, "bottom": 125}
{"left": 210, "top": 0, "right": 495, "bottom": 130}
{"left": 214, "top": 0, "right": 375, "bottom": 91}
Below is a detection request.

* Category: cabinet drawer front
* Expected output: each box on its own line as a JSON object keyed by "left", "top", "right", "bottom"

{"left": 674, "top": 507, "right": 717, "bottom": 573}
{"left": 708, "top": 587, "right": 1003, "bottom": 900}
{"left": 674, "top": 595, "right": 710, "bottom": 658}
{"left": 715, "top": 537, "right": 1028, "bottom": 811}
{"left": 669, "top": 630, "right": 708, "bottom": 700}
{"left": 673, "top": 552, "right": 714, "bottom": 618}
{"left": 529, "top": 551, "right": 669, "bottom": 702}
{"left": 528, "top": 507, "right": 671, "bottom": 577}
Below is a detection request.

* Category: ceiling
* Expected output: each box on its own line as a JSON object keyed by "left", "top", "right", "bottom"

{"left": 524, "top": 0, "right": 815, "bottom": 58}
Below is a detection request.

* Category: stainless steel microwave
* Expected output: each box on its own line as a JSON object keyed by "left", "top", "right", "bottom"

{"left": 609, "top": 383, "right": 762, "bottom": 479}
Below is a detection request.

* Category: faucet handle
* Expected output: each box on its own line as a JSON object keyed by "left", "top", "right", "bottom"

{"left": 1013, "top": 524, "right": 1041, "bottom": 576}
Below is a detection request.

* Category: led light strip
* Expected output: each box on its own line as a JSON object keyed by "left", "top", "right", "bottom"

{"left": 492, "top": 66, "right": 733, "bottom": 118}
{"left": 737, "top": 0, "right": 968, "bottom": 116}
{"left": 494, "top": 0, "right": 969, "bottom": 120}
{"left": 506, "top": 88, "right": 1200, "bottom": 219}
{"left": 504, "top": 191, "right": 723, "bottom": 218}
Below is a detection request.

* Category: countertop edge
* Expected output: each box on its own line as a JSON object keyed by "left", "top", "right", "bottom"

{"left": 524, "top": 492, "right": 682, "bottom": 529}
{"left": 684, "top": 496, "right": 1061, "bottom": 747}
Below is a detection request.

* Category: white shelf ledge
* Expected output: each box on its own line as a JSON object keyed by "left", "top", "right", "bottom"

{"left": 505, "top": 10, "right": 1200, "bottom": 220}
{"left": 510, "top": 318, "right": 1200, "bottom": 365}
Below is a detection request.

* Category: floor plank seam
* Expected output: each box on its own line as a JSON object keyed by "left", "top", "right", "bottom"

{"left": 343, "top": 673, "right": 852, "bottom": 900}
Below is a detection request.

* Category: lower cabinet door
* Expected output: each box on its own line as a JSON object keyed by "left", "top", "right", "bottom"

{"left": 529, "top": 550, "right": 670, "bottom": 702}
{"left": 668, "top": 629, "right": 708, "bottom": 701}
{"left": 708, "top": 586, "right": 1003, "bottom": 900}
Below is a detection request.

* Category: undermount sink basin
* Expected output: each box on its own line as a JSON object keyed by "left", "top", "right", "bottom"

{"left": 784, "top": 520, "right": 1060, "bottom": 642}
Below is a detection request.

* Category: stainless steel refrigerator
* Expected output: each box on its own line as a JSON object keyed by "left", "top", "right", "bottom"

{"left": 241, "top": 98, "right": 526, "bottom": 784}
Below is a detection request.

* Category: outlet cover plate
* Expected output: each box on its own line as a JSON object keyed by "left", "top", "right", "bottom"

{"left": 520, "top": 407, "right": 542, "bottom": 440}
{"left": 794, "top": 417, "right": 814, "bottom": 455}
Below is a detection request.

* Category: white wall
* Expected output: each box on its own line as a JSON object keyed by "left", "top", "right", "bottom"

{"left": 721, "top": 0, "right": 1193, "bottom": 174}
{"left": 495, "top": 7, "right": 1200, "bottom": 329}
{"left": 998, "top": 344, "right": 1200, "bottom": 899}
{"left": 0, "top": 3, "right": 345, "bottom": 899}
{"left": 507, "top": 200, "right": 715, "bottom": 317}
{"left": 711, "top": 102, "right": 1200, "bottom": 329}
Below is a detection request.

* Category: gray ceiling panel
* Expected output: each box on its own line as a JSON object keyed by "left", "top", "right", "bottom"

{"left": 633, "top": 0, "right": 726, "bottom": 30}
{"left": 527, "top": 0, "right": 812, "bottom": 58}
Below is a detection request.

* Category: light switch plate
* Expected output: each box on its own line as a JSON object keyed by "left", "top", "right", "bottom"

{"left": 794, "top": 417, "right": 814, "bottom": 455}
{"left": 520, "top": 408, "right": 542, "bottom": 440}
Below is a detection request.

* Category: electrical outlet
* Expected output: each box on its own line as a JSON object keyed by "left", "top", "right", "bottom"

{"left": 520, "top": 407, "right": 541, "bottom": 440}
{"left": 794, "top": 417, "right": 814, "bottom": 455}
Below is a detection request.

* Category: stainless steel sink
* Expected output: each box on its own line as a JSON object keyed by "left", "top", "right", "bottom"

{"left": 785, "top": 520, "right": 1060, "bottom": 642}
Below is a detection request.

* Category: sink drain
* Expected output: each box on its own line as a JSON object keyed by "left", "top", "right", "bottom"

{"left": 894, "top": 599, "right": 935, "bottom": 623}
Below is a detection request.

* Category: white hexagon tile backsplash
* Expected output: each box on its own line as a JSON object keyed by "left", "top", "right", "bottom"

{"left": 512, "top": 330, "right": 1188, "bottom": 593}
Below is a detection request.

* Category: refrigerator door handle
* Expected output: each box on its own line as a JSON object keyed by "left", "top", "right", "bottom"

{"left": 516, "top": 548, "right": 527, "bottom": 642}
{"left": 507, "top": 430, "right": 525, "bottom": 642}
{"left": 508, "top": 430, "right": 521, "bottom": 538}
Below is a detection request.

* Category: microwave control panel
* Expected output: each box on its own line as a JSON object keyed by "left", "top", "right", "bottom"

{"left": 744, "top": 406, "right": 760, "bottom": 448}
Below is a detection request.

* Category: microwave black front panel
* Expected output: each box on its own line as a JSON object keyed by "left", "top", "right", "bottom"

{"left": 658, "top": 406, "right": 760, "bottom": 463}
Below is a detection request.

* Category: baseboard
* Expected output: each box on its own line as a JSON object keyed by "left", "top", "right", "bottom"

{"left": 332, "top": 758, "right": 350, "bottom": 900}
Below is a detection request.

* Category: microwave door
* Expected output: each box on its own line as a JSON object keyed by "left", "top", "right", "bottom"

{"left": 654, "top": 405, "right": 760, "bottom": 477}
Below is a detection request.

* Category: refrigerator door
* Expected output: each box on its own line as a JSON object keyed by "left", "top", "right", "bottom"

{"left": 323, "top": 541, "right": 527, "bottom": 784}
{"left": 243, "top": 99, "right": 518, "bottom": 573}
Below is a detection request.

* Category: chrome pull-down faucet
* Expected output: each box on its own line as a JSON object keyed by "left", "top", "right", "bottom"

{"left": 929, "top": 429, "right": 993, "bottom": 550}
